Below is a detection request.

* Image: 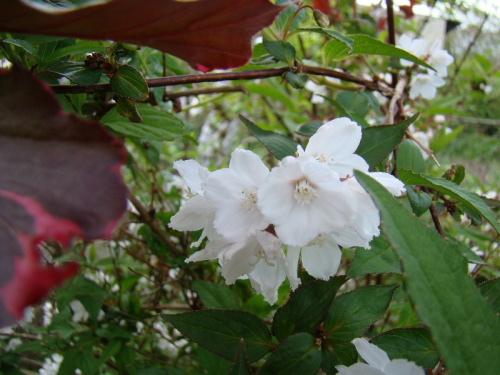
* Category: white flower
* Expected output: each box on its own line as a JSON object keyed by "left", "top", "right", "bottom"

{"left": 258, "top": 154, "right": 355, "bottom": 247}
{"left": 204, "top": 149, "right": 270, "bottom": 242}
{"left": 427, "top": 47, "right": 454, "bottom": 77}
{"left": 336, "top": 338, "right": 425, "bottom": 375}
{"left": 409, "top": 73, "right": 445, "bottom": 100}
{"left": 187, "top": 231, "right": 287, "bottom": 304}
{"left": 298, "top": 117, "right": 369, "bottom": 177}
{"left": 168, "top": 160, "right": 216, "bottom": 246}
{"left": 397, "top": 34, "right": 428, "bottom": 67}
{"left": 305, "top": 80, "right": 328, "bottom": 104}
{"left": 39, "top": 354, "right": 64, "bottom": 375}
{"left": 69, "top": 300, "right": 89, "bottom": 323}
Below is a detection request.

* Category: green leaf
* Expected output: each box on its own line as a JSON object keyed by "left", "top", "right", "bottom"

{"left": 102, "top": 103, "right": 184, "bottom": 141}
{"left": 324, "top": 284, "right": 398, "bottom": 342}
{"left": 349, "top": 34, "right": 435, "bottom": 71}
{"left": 406, "top": 186, "right": 432, "bottom": 216}
{"left": 2, "top": 38, "right": 37, "bottom": 55}
{"left": 285, "top": 71, "right": 308, "bottom": 89}
{"left": 239, "top": 115, "right": 297, "bottom": 160}
{"left": 336, "top": 91, "right": 370, "bottom": 118}
{"left": 197, "top": 346, "right": 232, "bottom": 375}
{"left": 396, "top": 140, "right": 426, "bottom": 174}
{"left": 355, "top": 113, "right": 419, "bottom": 169}
{"left": 163, "top": 310, "right": 273, "bottom": 362}
{"left": 245, "top": 83, "right": 295, "bottom": 109}
{"left": 116, "top": 96, "right": 142, "bottom": 123}
{"left": 48, "top": 61, "right": 102, "bottom": 85}
{"left": 442, "top": 164, "right": 466, "bottom": 185}
{"left": 355, "top": 171, "right": 500, "bottom": 375}
{"left": 259, "top": 333, "right": 322, "bottom": 375}
{"left": 296, "top": 121, "right": 322, "bottom": 136}
{"left": 320, "top": 341, "right": 357, "bottom": 373}
{"left": 323, "top": 39, "right": 351, "bottom": 63}
{"left": 192, "top": 280, "right": 241, "bottom": 310}
{"left": 299, "top": 27, "right": 354, "bottom": 50}
{"left": 229, "top": 341, "right": 252, "bottom": 375}
{"left": 110, "top": 64, "right": 148, "bottom": 100}
{"left": 321, "top": 96, "right": 368, "bottom": 126}
{"left": 370, "top": 328, "right": 439, "bottom": 369}
{"left": 399, "top": 170, "right": 500, "bottom": 234}
{"left": 479, "top": 278, "right": 500, "bottom": 315}
{"left": 348, "top": 236, "right": 401, "bottom": 277}
{"left": 272, "top": 277, "right": 345, "bottom": 341}
{"left": 263, "top": 39, "right": 296, "bottom": 65}
{"left": 58, "top": 348, "right": 80, "bottom": 375}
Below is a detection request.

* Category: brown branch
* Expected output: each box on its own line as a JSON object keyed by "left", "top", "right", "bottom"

{"left": 127, "top": 189, "right": 182, "bottom": 257}
{"left": 50, "top": 64, "right": 390, "bottom": 95}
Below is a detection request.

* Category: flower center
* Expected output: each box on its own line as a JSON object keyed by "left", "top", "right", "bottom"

{"left": 293, "top": 179, "right": 318, "bottom": 204}
{"left": 241, "top": 188, "right": 258, "bottom": 210}
{"left": 316, "top": 153, "right": 328, "bottom": 163}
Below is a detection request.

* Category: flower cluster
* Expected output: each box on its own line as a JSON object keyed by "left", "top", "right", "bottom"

{"left": 397, "top": 33, "right": 454, "bottom": 100}
{"left": 169, "top": 118, "right": 405, "bottom": 303}
{"left": 336, "top": 338, "right": 425, "bottom": 375}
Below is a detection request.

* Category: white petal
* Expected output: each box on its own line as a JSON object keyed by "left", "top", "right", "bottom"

{"left": 249, "top": 258, "right": 286, "bottom": 305}
{"left": 384, "top": 359, "right": 425, "bottom": 375}
{"left": 169, "top": 195, "right": 215, "bottom": 231}
{"left": 301, "top": 235, "right": 342, "bottom": 280}
{"left": 352, "top": 338, "right": 390, "bottom": 371}
{"left": 185, "top": 236, "right": 228, "bottom": 262}
{"left": 369, "top": 172, "right": 405, "bottom": 196}
{"left": 336, "top": 363, "right": 385, "bottom": 375}
{"left": 220, "top": 239, "right": 259, "bottom": 284}
{"left": 306, "top": 117, "right": 362, "bottom": 159}
{"left": 173, "top": 159, "right": 209, "bottom": 195}
{"left": 229, "top": 148, "right": 269, "bottom": 186}
{"left": 286, "top": 246, "right": 302, "bottom": 290}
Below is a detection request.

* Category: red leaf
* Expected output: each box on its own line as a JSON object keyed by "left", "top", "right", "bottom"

{"left": 0, "top": 68, "right": 127, "bottom": 325}
{"left": 0, "top": 0, "right": 283, "bottom": 72}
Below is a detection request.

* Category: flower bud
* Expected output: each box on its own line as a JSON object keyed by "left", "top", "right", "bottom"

{"left": 313, "top": 9, "right": 330, "bottom": 28}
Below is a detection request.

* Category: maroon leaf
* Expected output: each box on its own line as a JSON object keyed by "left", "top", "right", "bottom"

{"left": 0, "top": 0, "right": 284, "bottom": 72}
{"left": 0, "top": 68, "right": 127, "bottom": 325}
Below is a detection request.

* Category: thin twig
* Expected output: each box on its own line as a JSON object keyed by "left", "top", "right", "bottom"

{"left": 127, "top": 189, "right": 182, "bottom": 258}
{"left": 387, "top": 77, "right": 407, "bottom": 123}
{"left": 50, "top": 64, "right": 391, "bottom": 95}
{"left": 444, "top": 14, "right": 488, "bottom": 94}
{"left": 405, "top": 130, "right": 441, "bottom": 167}
{"left": 425, "top": 187, "right": 446, "bottom": 239}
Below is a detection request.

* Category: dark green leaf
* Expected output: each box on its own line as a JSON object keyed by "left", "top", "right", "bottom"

{"left": 336, "top": 91, "right": 370, "bottom": 118}
{"left": 192, "top": 280, "right": 241, "bottom": 310}
{"left": 406, "top": 186, "right": 432, "bottom": 216}
{"left": 110, "top": 64, "right": 148, "bottom": 100}
{"left": 324, "top": 284, "right": 398, "bottom": 342}
{"left": 399, "top": 170, "right": 500, "bottom": 234}
{"left": 197, "top": 346, "right": 232, "bottom": 375}
{"left": 296, "top": 121, "right": 322, "bottom": 136}
{"left": 479, "top": 278, "right": 500, "bottom": 315}
{"left": 285, "top": 71, "right": 308, "bottom": 89}
{"left": 355, "top": 171, "right": 500, "bottom": 375}
{"left": 263, "top": 39, "right": 296, "bottom": 65}
{"left": 321, "top": 341, "right": 357, "bottom": 373}
{"left": 96, "top": 324, "right": 132, "bottom": 340}
{"left": 48, "top": 61, "right": 102, "bottom": 85}
{"left": 116, "top": 96, "right": 142, "bottom": 123}
{"left": 321, "top": 96, "right": 368, "bottom": 126}
{"left": 442, "top": 164, "right": 466, "bottom": 185}
{"left": 396, "top": 140, "right": 426, "bottom": 174}
{"left": 370, "top": 328, "right": 439, "bottom": 369}
{"left": 349, "top": 34, "right": 435, "bottom": 71}
{"left": 348, "top": 236, "right": 401, "bottom": 277}
{"left": 229, "top": 340, "right": 253, "bottom": 375}
{"left": 58, "top": 348, "right": 80, "bottom": 375}
{"left": 259, "top": 333, "right": 322, "bottom": 375}
{"left": 102, "top": 103, "right": 184, "bottom": 141}
{"left": 355, "top": 113, "right": 419, "bottom": 169}
{"left": 240, "top": 115, "right": 297, "bottom": 160}
{"left": 163, "top": 310, "right": 273, "bottom": 362}
{"left": 2, "top": 38, "right": 37, "bottom": 55}
{"left": 272, "top": 277, "right": 345, "bottom": 341}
